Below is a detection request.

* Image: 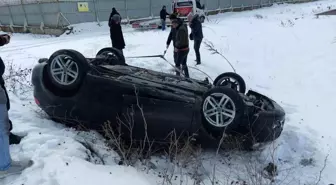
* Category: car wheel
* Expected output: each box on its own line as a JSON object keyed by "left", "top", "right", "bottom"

{"left": 96, "top": 47, "right": 125, "bottom": 63}
{"left": 199, "top": 16, "right": 205, "bottom": 23}
{"left": 201, "top": 87, "right": 245, "bottom": 139}
{"left": 213, "top": 72, "right": 246, "bottom": 94}
{"left": 47, "top": 49, "right": 88, "bottom": 91}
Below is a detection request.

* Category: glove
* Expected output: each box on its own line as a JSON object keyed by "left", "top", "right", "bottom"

{"left": 189, "top": 33, "right": 193, "bottom": 40}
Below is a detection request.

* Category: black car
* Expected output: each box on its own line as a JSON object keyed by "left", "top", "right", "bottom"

{"left": 31, "top": 47, "right": 285, "bottom": 149}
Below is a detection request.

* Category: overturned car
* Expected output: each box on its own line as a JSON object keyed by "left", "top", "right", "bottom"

{"left": 31, "top": 48, "right": 285, "bottom": 149}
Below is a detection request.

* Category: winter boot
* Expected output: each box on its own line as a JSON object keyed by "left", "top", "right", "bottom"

{"left": 182, "top": 65, "right": 190, "bottom": 78}
{"left": 175, "top": 65, "right": 181, "bottom": 76}
{"left": 0, "top": 160, "right": 33, "bottom": 179}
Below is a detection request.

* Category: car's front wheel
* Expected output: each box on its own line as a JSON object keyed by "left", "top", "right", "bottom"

{"left": 201, "top": 87, "right": 245, "bottom": 139}
{"left": 213, "top": 72, "right": 246, "bottom": 94}
{"left": 46, "top": 49, "right": 88, "bottom": 91}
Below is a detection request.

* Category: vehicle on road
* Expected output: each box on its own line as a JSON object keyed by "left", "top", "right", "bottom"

{"left": 32, "top": 47, "right": 285, "bottom": 149}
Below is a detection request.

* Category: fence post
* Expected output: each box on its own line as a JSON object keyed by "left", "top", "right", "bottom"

{"left": 93, "top": 0, "right": 100, "bottom": 26}
{"left": 37, "top": 2, "right": 45, "bottom": 32}
{"left": 124, "top": 0, "right": 128, "bottom": 22}
{"left": 7, "top": 4, "right": 14, "bottom": 32}
{"left": 20, "top": 0, "right": 28, "bottom": 32}
{"left": 149, "top": 0, "right": 152, "bottom": 18}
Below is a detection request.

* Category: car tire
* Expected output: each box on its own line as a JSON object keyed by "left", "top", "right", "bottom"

{"left": 199, "top": 16, "right": 205, "bottom": 23}
{"left": 201, "top": 87, "right": 245, "bottom": 139}
{"left": 213, "top": 72, "right": 246, "bottom": 94}
{"left": 96, "top": 47, "right": 126, "bottom": 65}
{"left": 46, "top": 49, "right": 88, "bottom": 91}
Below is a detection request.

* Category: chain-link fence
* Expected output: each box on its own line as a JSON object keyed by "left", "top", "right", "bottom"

{"left": 0, "top": 0, "right": 316, "bottom": 28}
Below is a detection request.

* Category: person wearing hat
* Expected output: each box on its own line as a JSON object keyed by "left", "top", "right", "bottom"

{"left": 167, "top": 15, "right": 190, "bottom": 77}
{"left": 109, "top": 14, "right": 126, "bottom": 54}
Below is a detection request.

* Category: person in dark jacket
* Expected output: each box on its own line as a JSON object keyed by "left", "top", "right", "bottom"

{"left": 188, "top": 13, "right": 203, "bottom": 65}
{"left": 0, "top": 34, "right": 22, "bottom": 145}
{"left": 160, "top": 6, "right": 170, "bottom": 31}
{"left": 166, "top": 14, "right": 178, "bottom": 64}
{"left": 109, "top": 14, "right": 126, "bottom": 54}
{"left": 171, "top": 18, "right": 190, "bottom": 77}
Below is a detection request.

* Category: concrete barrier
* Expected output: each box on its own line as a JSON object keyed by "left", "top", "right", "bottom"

{"left": 0, "top": 25, "right": 66, "bottom": 36}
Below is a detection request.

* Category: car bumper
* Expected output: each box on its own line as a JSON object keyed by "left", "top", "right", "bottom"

{"left": 251, "top": 99, "right": 286, "bottom": 142}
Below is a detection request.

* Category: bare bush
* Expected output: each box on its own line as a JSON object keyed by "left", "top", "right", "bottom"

{"left": 203, "top": 40, "right": 237, "bottom": 73}
{"left": 3, "top": 60, "right": 33, "bottom": 99}
{"left": 102, "top": 85, "right": 154, "bottom": 166}
{"left": 94, "top": 83, "right": 331, "bottom": 185}
{"left": 254, "top": 14, "right": 264, "bottom": 19}
{"left": 280, "top": 20, "right": 295, "bottom": 27}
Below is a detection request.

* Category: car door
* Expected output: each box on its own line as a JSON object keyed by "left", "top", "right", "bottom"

{"left": 121, "top": 94, "right": 195, "bottom": 142}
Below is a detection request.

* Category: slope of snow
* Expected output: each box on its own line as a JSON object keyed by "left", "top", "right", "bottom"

{"left": 1, "top": 0, "right": 336, "bottom": 185}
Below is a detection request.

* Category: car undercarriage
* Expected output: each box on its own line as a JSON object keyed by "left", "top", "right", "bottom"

{"left": 32, "top": 47, "right": 286, "bottom": 150}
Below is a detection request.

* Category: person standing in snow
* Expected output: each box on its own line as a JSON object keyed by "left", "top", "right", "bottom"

{"left": 109, "top": 14, "right": 126, "bottom": 54}
{"left": 166, "top": 13, "right": 178, "bottom": 66}
{"left": 160, "top": 5, "right": 170, "bottom": 31}
{"left": 0, "top": 35, "right": 23, "bottom": 145}
{"left": 187, "top": 13, "right": 203, "bottom": 65}
{"left": 0, "top": 34, "right": 33, "bottom": 179}
{"left": 170, "top": 17, "right": 190, "bottom": 77}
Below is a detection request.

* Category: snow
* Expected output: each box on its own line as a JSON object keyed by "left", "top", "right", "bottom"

{"left": 1, "top": 0, "right": 336, "bottom": 184}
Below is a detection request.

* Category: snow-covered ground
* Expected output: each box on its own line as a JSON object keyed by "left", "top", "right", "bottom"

{"left": 1, "top": 0, "right": 336, "bottom": 184}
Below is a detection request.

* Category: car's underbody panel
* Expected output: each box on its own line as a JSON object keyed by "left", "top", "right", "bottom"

{"left": 90, "top": 65, "right": 211, "bottom": 102}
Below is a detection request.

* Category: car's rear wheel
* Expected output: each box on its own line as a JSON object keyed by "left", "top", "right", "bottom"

{"left": 96, "top": 47, "right": 126, "bottom": 65}
{"left": 213, "top": 72, "right": 246, "bottom": 94}
{"left": 46, "top": 49, "right": 88, "bottom": 91}
{"left": 201, "top": 87, "right": 245, "bottom": 139}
